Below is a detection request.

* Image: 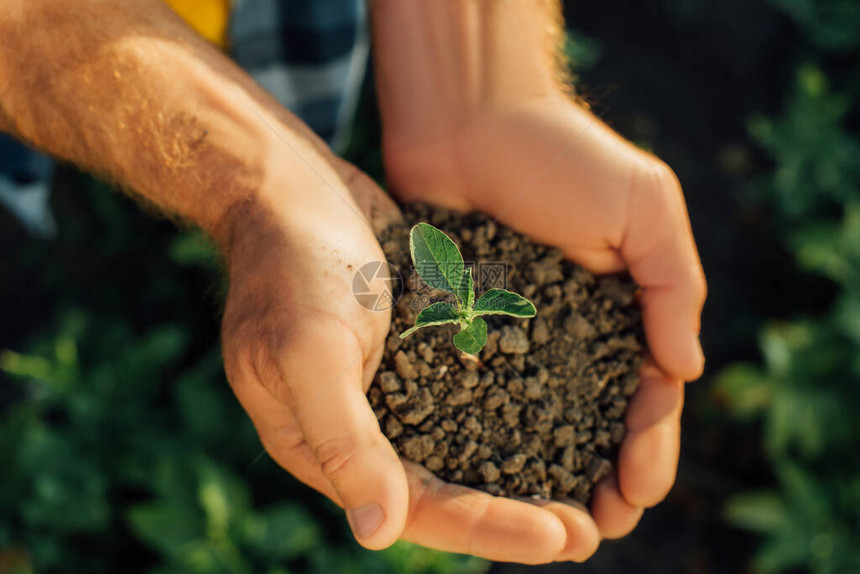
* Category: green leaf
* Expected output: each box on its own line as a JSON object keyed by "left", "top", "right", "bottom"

{"left": 724, "top": 491, "right": 786, "bottom": 534}
{"left": 127, "top": 501, "right": 203, "bottom": 557}
{"left": 168, "top": 230, "right": 218, "bottom": 269}
{"left": 241, "top": 503, "right": 319, "bottom": 560}
{"left": 457, "top": 267, "right": 475, "bottom": 311}
{"left": 713, "top": 362, "right": 772, "bottom": 420}
{"left": 453, "top": 318, "right": 487, "bottom": 355}
{"left": 410, "top": 223, "right": 465, "bottom": 298}
{"left": 400, "top": 303, "right": 460, "bottom": 338}
{"left": 473, "top": 289, "right": 537, "bottom": 318}
{"left": 196, "top": 459, "right": 251, "bottom": 532}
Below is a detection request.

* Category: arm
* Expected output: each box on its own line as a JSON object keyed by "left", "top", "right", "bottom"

{"left": 0, "top": 0, "right": 606, "bottom": 561}
{"left": 372, "top": 0, "right": 703, "bottom": 541}
{"left": 372, "top": 0, "right": 704, "bottom": 379}
{"left": 0, "top": 0, "right": 412, "bottom": 546}
{"left": 0, "top": 0, "right": 333, "bottom": 245}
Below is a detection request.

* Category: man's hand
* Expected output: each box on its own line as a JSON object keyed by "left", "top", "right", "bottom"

{"left": 218, "top": 154, "right": 601, "bottom": 562}
{"left": 0, "top": 0, "right": 603, "bottom": 562}
{"left": 0, "top": 0, "right": 701, "bottom": 562}
{"left": 373, "top": 0, "right": 705, "bottom": 546}
{"left": 218, "top": 157, "right": 407, "bottom": 549}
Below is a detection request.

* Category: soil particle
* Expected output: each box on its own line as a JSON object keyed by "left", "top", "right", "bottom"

{"left": 402, "top": 434, "right": 435, "bottom": 462}
{"left": 499, "top": 326, "right": 531, "bottom": 355}
{"left": 395, "top": 387, "right": 435, "bottom": 426}
{"left": 501, "top": 453, "right": 529, "bottom": 474}
{"left": 479, "top": 461, "right": 502, "bottom": 483}
{"left": 384, "top": 416, "right": 404, "bottom": 439}
{"left": 447, "top": 387, "right": 473, "bottom": 406}
{"left": 458, "top": 370, "right": 480, "bottom": 389}
{"left": 585, "top": 455, "right": 613, "bottom": 484}
{"left": 425, "top": 455, "right": 445, "bottom": 472}
{"left": 378, "top": 371, "right": 402, "bottom": 393}
{"left": 610, "top": 421, "right": 627, "bottom": 443}
{"left": 531, "top": 317, "right": 551, "bottom": 346}
{"left": 553, "top": 425, "right": 576, "bottom": 448}
{"left": 394, "top": 350, "right": 419, "bottom": 381}
{"left": 370, "top": 205, "right": 644, "bottom": 505}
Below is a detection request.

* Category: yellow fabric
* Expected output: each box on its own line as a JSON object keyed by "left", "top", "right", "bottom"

{"left": 163, "top": 0, "right": 231, "bottom": 47}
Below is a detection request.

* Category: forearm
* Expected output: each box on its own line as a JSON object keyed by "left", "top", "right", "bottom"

{"left": 371, "top": 0, "right": 567, "bottom": 143}
{"left": 0, "top": 0, "right": 335, "bottom": 246}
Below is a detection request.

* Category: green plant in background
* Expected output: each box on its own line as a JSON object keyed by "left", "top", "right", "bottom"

{"left": 0, "top": 309, "right": 490, "bottom": 574}
{"left": 0, "top": 179, "right": 489, "bottom": 573}
{"left": 716, "top": 48, "right": 860, "bottom": 574}
{"left": 765, "top": 0, "right": 860, "bottom": 52}
{"left": 400, "top": 223, "right": 536, "bottom": 354}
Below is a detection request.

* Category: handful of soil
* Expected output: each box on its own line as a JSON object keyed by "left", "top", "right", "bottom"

{"left": 369, "top": 204, "right": 644, "bottom": 505}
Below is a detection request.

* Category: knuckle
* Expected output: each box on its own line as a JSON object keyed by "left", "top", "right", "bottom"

{"left": 692, "top": 270, "right": 708, "bottom": 308}
{"left": 315, "top": 434, "right": 361, "bottom": 483}
{"left": 262, "top": 423, "right": 306, "bottom": 458}
{"left": 649, "top": 158, "right": 682, "bottom": 196}
{"left": 644, "top": 159, "right": 706, "bottom": 306}
{"left": 630, "top": 156, "right": 683, "bottom": 214}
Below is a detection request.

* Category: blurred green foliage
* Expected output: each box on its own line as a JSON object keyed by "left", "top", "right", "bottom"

{"left": 715, "top": 1, "right": 860, "bottom": 571}
{"left": 0, "top": 181, "right": 488, "bottom": 573}
{"left": 563, "top": 29, "right": 603, "bottom": 74}
{"left": 766, "top": 0, "right": 860, "bottom": 53}
{"left": 2, "top": 2, "right": 859, "bottom": 572}
{"left": 0, "top": 308, "right": 487, "bottom": 574}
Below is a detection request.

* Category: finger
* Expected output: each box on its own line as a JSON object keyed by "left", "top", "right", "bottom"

{"left": 525, "top": 499, "right": 601, "bottom": 562}
{"left": 257, "top": 422, "right": 342, "bottom": 504}
{"left": 590, "top": 474, "right": 643, "bottom": 539}
{"left": 618, "top": 362, "right": 684, "bottom": 507}
{"left": 621, "top": 159, "right": 706, "bottom": 381}
{"left": 401, "top": 462, "right": 567, "bottom": 564}
{"left": 278, "top": 325, "right": 409, "bottom": 550}
{"left": 223, "top": 342, "right": 343, "bottom": 504}
{"left": 560, "top": 244, "right": 626, "bottom": 275}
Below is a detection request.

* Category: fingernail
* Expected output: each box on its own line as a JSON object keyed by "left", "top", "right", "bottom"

{"left": 347, "top": 503, "right": 384, "bottom": 539}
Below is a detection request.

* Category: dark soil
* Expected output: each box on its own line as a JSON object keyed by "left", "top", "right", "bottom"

{"left": 369, "top": 204, "right": 644, "bottom": 505}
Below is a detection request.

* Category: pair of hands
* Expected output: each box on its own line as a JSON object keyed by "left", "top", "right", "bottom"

{"left": 219, "top": 94, "right": 705, "bottom": 564}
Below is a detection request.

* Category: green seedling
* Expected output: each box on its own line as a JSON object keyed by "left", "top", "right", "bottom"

{"left": 399, "top": 222, "right": 537, "bottom": 354}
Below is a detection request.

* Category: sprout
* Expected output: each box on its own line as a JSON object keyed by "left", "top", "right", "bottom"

{"left": 400, "top": 223, "right": 536, "bottom": 354}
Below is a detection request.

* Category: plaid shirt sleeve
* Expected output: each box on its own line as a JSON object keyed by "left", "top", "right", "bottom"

{"left": 230, "top": 0, "right": 368, "bottom": 150}
{"left": 0, "top": 0, "right": 367, "bottom": 236}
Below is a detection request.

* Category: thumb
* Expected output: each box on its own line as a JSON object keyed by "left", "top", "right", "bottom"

{"left": 281, "top": 326, "right": 409, "bottom": 549}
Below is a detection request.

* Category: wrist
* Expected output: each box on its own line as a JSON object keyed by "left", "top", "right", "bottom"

{"left": 201, "top": 120, "right": 343, "bottom": 256}
{"left": 110, "top": 43, "right": 274, "bottom": 239}
{"left": 0, "top": 0, "right": 342, "bottom": 251}
{"left": 372, "top": 0, "right": 565, "bottom": 146}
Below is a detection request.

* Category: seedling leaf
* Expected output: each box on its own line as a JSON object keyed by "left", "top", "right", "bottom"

{"left": 453, "top": 317, "right": 487, "bottom": 355}
{"left": 401, "top": 223, "right": 537, "bottom": 355}
{"left": 399, "top": 302, "right": 460, "bottom": 339}
{"left": 457, "top": 267, "right": 475, "bottom": 311}
{"left": 473, "top": 289, "right": 537, "bottom": 318}
{"left": 410, "top": 223, "right": 465, "bottom": 297}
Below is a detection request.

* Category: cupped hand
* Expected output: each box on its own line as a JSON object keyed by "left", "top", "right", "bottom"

{"left": 218, "top": 148, "right": 600, "bottom": 562}
{"left": 383, "top": 95, "right": 705, "bottom": 540}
